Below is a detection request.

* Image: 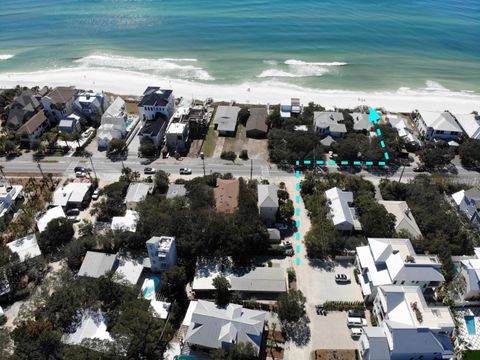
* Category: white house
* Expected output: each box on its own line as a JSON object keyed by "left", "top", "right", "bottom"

{"left": 138, "top": 87, "right": 174, "bottom": 121}
{"left": 386, "top": 113, "right": 420, "bottom": 145}
{"left": 313, "top": 112, "right": 347, "bottom": 138}
{"left": 325, "top": 187, "right": 362, "bottom": 231}
{"left": 146, "top": 236, "right": 177, "bottom": 273}
{"left": 451, "top": 189, "right": 480, "bottom": 225}
{"left": 124, "top": 183, "right": 154, "bottom": 210}
{"left": 257, "top": 184, "right": 278, "bottom": 225}
{"left": 458, "top": 249, "right": 480, "bottom": 302}
{"left": 78, "top": 251, "right": 118, "bottom": 278}
{"left": 378, "top": 200, "right": 423, "bottom": 238}
{"left": 352, "top": 112, "right": 372, "bottom": 132}
{"left": 73, "top": 91, "right": 109, "bottom": 121}
{"left": 454, "top": 113, "right": 480, "bottom": 140}
{"left": 41, "top": 86, "right": 77, "bottom": 122}
{"left": 0, "top": 182, "right": 23, "bottom": 218}
{"left": 36, "top": 206, "right": 66, "bottom": 233}
{"left": 184, "top": 300, "right": 266, "bottom": 356}
{"left": 416, "top": 110, "right": 463, "bottom": 141}
{"left": 97, "top": 97, "right": 128, "bottom": 149}
{"left": 355, "top": 238, "right": 444, "bottom": 302}
{"left": 51, "top": 182, "right": 92, "bottom": 209}
{"left": 359, "top": 285, "right": 455, "bottom": 360}
{"left": 6, "top": 234, "right": 42, "bottom": 262}
{"left": 58, "top": 113, "right": 81, "bottom": 134}
{"left": 111, "top": 209, "right": 139, "bottom": 232}
{"left": 165, "top": 122, "right": 189, "bottom": 153}
{"left": 213, "top": 105, "right": 240, "bottom": 137}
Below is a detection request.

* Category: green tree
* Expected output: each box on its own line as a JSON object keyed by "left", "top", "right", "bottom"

{"left": 279, "top": 199, "right": 294, "bottom": 222}
{"left": 459, "top": 139, "right": 480, "bottom": 170}
{"left": 356, "top": 193, "right": 396, "bottom": 237}
{"left": 4, "top": 140, "right": 15, "bottom": 154}
{"left": 277, "top": 290, "right": 306, "bottom": 322}
{"left": 139, "top": 140, "right": 157, "bottom": 158}
{"left": 71, "top": 131, "right": 82, "bottom": 148}
{"left": 418, "top": 141, "right": 454, "bottom": 169}
{"left": 154, "top": 170, "right": 170, "bottom": 194}
{"left": 160, "top": 266, "right": 187, "bottom": 302}
{"left": 38, "top": 218, "right": 74, "bottom": 255}
{"left": 107, "top": 138, "right": 126, "bottom": 155}
{"left": 238, "top": 108, "right": 250, "bottom": 126}
{"left": 212, "top": 275, "right": 231, "bottom": 307}
{"left": 11, "top": 319, "right": 63, "bottom": 359}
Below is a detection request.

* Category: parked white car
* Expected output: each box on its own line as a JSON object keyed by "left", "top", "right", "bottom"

{"left": 350, "top": 327, "right": 363, "bottom": 338}
{"left": 347, "top": 317, "right": 367, "bottom": 327}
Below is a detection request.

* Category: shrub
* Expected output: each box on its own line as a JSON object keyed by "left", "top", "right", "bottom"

{"left": 220, "top": 151, "right": 236, "bottom": 161}
{"left": 240, "top": 149, "right": 249, "bottom": 160}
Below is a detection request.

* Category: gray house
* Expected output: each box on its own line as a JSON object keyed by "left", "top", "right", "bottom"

{"left": 258, "top": 184, "right": 278, "bottom": 225}
{"left": 213, "top": 105, "right": 240, "bottom": 137}
{"left": 313, "top": 112, "right": 347, "bottom": 138}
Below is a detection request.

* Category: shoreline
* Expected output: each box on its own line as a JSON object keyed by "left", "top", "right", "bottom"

{"left": 0, "top": 66, "right": 479, "bottom": 113}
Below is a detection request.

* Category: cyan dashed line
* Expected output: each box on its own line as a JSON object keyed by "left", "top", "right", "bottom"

{"left": 295, "top": 245, "right": 301, "bottom": 254}
{"left": 295, "top": 208, "right": 300, "bottom": 216}
{"left": 296, "top": 232, "right": 300, "bottom": 240}
{"left": 295, "top": 195, "right": 300, "bottom": 203}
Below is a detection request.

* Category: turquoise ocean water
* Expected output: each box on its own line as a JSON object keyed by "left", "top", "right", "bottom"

{"left": 0, "top": 0, "right": 479, "bottom": 92}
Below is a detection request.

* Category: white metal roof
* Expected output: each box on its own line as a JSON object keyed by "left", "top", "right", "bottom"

{"left": 378, "top": 200, "right": 423, "bottom": 238}
{"left": 111, "top": 210, "right": 139, "bottom": 232}
{"left": 257, "top": 184, "right": 278, "bottom": 208}
{"left": 420, "top": 111, "right": 462, "bottom": 132}
{"left": 37, "top": 206, "right": 66, "bottom": 233}
{"left": 61, "top": 310, "right": 113, "bottom": 346}
{"left": 6, "top": 234, "right": 41, "bottom": 262}
{"left": 454, "top": 113, "right": 480, "bottom": 139}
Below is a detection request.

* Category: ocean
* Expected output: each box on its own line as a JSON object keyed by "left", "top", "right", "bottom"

{"left": 0, "top": 0, "right": 479, "bottom": 93}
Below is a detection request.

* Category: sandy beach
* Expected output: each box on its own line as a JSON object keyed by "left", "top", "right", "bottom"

{"left": 0, "top": 67, "right": 479, "bottom": 113}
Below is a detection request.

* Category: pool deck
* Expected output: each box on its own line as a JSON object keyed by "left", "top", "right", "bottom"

{"left": 457, "top": 309, "right": 480, "bottom": 350}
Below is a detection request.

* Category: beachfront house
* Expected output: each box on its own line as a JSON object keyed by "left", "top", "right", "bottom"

{"left": 184, "top": 300, "right": 267, "bottom": 356}
{"left": 257, "top": 184, "right": 278, "bottom": 225}
{"left": 0, "top": 181, "right": 23, "bottom": 219}
{"left": 378, "top": 200, "right": 423, "bottom": 238}
{"left": 42, "top": 86, "right": 77, "bottom": 122}
{"left": 18, "top": 111, "right": 50, "bottom": 143}
{"left": 58, "top": 113, "right": 81, "bottom": 134}
{"left": 7, "top": 89, "right": 41, "bottom": 129}
{"left": 97, "top": 97, "right": 129, "bottom": 150}
{"left": 192, "top": 260, "right": 287, "bottom": 300}
{"left": 246, "top": 106, "right": 269, "bottom": 138}
{"left": 213, "top": 105, "right": 240, "bottom": 137}
{"left": 214, "top": 178, "right": 239, "bottom": 214}
{"left": 124, "top": 182, "right": 154, "bottom": 210}
{"left": 355, "top": 238, "right": 444, "bottom": 302}
{"left": 138, "top": 87, "right": 174, "bottom": 121}
{"left": 6, "top": 234, "right": 42, "bottom": 262}
{"left": 73, "top": 91, "right": 110, "bottom": 121}
{"left": 454, "top": 112, "right": 480, "bottom": 140}
{"left": 386, "top": 113, "right": 420, "bottom": 146}
{"left": 280, "top": 98, "right": 302, "bottom": 119}
{"left": 325, "top": 187, "right": 361, "bottom": 231}
{"left": 451, "top": 189, "right": 480, "bottom": 226}
{"left": 352, "top": 112, "right": 372, "bottom": 132}
{"left": 138, "top": 113, "right": 169, "bottom": 147}
{"left": 146, "top": 236, "right": 176, "bottom": 273}
{"left": 415, "top": 110, "right": 463, "bottom": 141}
{"left": 359, "top": 285, "right": 455, "bottom": 360}
{"left": 313, "top": 112, "right": 347, "bottom": 138}
{"left": 165, "top": 122, "right": 189, "bottom": 154}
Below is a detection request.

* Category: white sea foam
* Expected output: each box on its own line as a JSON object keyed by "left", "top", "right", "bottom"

{"left": 258, "top": 59, "right": 347, "bottom": 78}
{"left": 0, "top": 55, "right": 14, "bottom": 60}
{"left": 74, "top": 54, "right": 214, "bottom": 81}
{"left": 263, "top": 60, "right": 278, "bottom": 66}
{"left": 424, "top": 80, "right": 449, "bottom": 91}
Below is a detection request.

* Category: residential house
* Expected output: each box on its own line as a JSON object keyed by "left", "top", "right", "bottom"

{"left": 165, "top": 122, "right": 189, "bottom": 153}
{"left": 42, "top": 86, "right": 77, "bottom": 122}
{"left": 280, "top": 98, "right": 302, "bottom": 119}
{"left": 0, "top": 181, "right": 23, "bottom": 218}
{"left": 36, "top": 206, "right": 66, "bottom": 233}
{"left": 257, "top": 184, "right": 278, "bottom": 225}
{"left": 454, "top": 112, "right": 480, "bottom": 140}
{"left": 416, "top": 111, "right": 463, "bottom": 141}
{"left": 246, "top": 106, "right": 269, "bottom": 138}
{"left": 325, "top": 187, "right": 362, "bottom": 231}
{"left": 355, "top": 238, "right": 444, "bottom": 302}
{"left": 97, "top": 97, "right": 128, "bottom": 149}
{"left": 124, "top": 183, "right": 154, "bottom": 210}
{"left": 7, "top": 89, "right": 41, "bottom": 129}
{"left": 352, "top": 112, "right": 372, "bottom": 132}
{"left": 73, "top": 91, "right": 109, "bottom": 121}
{"left": 386, "top": 113, "right": 420, "bottom": 146}
{"left": 452, "top": 189, "right": 480, "bottom": 225}
{"left": 192, "top": 261, "right": 287, "bottom": 300}
{"left": 378, "top": 200, "right": 423, "bottom": 238}
{"left": 51, "top": 182, "right": 92, "bottom": 209}
{"left": 213, "top": 105, "right": 240, "bottom": 137}
{"left": 138, "top": 113, "right": 169, "bottom": 147}
{"left": 0, "top": 306, "right": 3, "bottom": 317}
{"left": 114, "top": 255, "right": 146, "bottom": 286}
{"left": 18, "top": 111, "right": 49, "bottom": 143}
{"left": 267, "top": 228, "right": 281, "bottom": 243}
{"left": 359, "top": 285, "right": 454, "bottom": 360}
{"left": 6, "top": 234, "right": 42, "bottom": 262}
{"left": 78, "top": 251, "right": 118, "bottom": 278}
{"left": 146, "top": 236, "right": 177, "bottom": 272}
{"left": 111, "top": 209, "right": 139, "bottom": 232}
{"left": 184, "top": 300, "right": 266, "bottom": 356}
{"left": 138, "top": 87, "right": 174, "bottom": 121}
{"left": 213, "top": 178, "right": 239, "bottom": 214}
{"left": 61, "top": 310, "right": 113, "bottom": 351}
{"left": 166, "top": 184, "right": 187, "bottom": 199}
{"left": 320, "top": 135, "right": 336, "bottom": 148}
{"left": 313, "top": 112, "right": 347, "bottom": 138}
{"left": 457, "top": 248, "right": 480, "bottom": 301}
{"left": 58, "top": 113, "right": 81, "bottom": 134}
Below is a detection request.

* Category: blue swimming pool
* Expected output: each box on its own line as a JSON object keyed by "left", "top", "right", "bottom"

{"left": 465, "top": 316, "right": 476, "bottom": 335}
{"left": 142, "top": 275, "right": 160, "bottom": 299}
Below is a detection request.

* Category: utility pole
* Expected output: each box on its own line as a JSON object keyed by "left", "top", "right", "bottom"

{"left": 250, "top": 159, "right": 253, "bottom": 181}
{"left": 86, "top": 152, "right": 98, "bottom": 181}
{"left": 398, "top": 164, "right": 406, "bottom": 183}
{"left": 36, "top": 161, "right": 45, "bottom": 179}
{"left": 202, "top": 156, "right": 206, "bottom": 176}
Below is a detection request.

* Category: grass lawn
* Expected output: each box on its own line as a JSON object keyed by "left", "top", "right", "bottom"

{"left": 222, "top": 125, "right": 247, "bottom": 154}
{"left": 202, "top": 124, "right": 218, "bottom": 157}
{"left": 464, "top": 351, "right": 480, "bottom": 360}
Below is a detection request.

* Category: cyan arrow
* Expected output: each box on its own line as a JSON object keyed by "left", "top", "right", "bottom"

{"left": 368, "top": 107, "right": 381, "bottom": 124}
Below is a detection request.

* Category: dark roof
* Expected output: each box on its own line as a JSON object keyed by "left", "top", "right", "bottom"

{"left": 46, "top": 87, "right": 77, "bottom": 105}
{"left": 139, "top": 114, "right": 168, "bottom": 137}
{"left": 15, "top": 90, "right": 40, "bottom": 109}
{"left": 138, "top": 87, "right": 173, "bottom": 107}
{"left": 18, "top": 111, "right": 48, "bottom": 135}
{"left": 7, "top": 108, "right": 30, "bottom": 128}
{"left": 246, "top": 107, "right": 268, "bottom": 133}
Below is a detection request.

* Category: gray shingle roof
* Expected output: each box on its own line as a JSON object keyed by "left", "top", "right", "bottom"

{"left": 258, "top": 184, "right": 278, "bottom": 208}
{"left": 166, "top": 184, "right": 187, "bottom": 199}
{"left": 246, "top": 107, "right": 268, "bottom": 133}
{"left": 214, "top": 106, "right": 240, "bottom": 132}
{"left": 125, "top": 183, "right": 153, "bottom": 204}
{"left": 313, "top": 112, "right": 346, "bottom": 133}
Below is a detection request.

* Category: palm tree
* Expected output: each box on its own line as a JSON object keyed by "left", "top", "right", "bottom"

{"left": 0, "top": 165, "right": 6, "bottom": 182}
{"left": 59, "top": 132, "right": 70, "bottom": 148}
{"left": 47, "top": 173, "right": 55, "bottom": 189}
{"left": 71, "top": 131, "right": 82, "bottom": 149}
{"left": 85, "top": 168, "right": 93, "bottom": 182}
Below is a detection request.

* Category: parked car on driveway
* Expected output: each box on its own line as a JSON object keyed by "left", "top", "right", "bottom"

{"left": 347, "top": 317, "right": 367, "bottom": 327}
{"left": 75, "top": 171, "right": 86, "bottom": 178}
{"left": 74, "top": 166, "right": 86, "bottom": 173}
{"left": 144, "top": 167, "right": 156, "bottom": 175}
{"left": 335, "top": 273, "right": 351, "bottom": 283}
{"left": 179, "top": 168, "right": 192, "bottom": 175}
{"left": 350, "top": 327, "right": 363, "bottom": 338}
{"left": 92, "top": 189, "right": 100, "bottom": 200}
